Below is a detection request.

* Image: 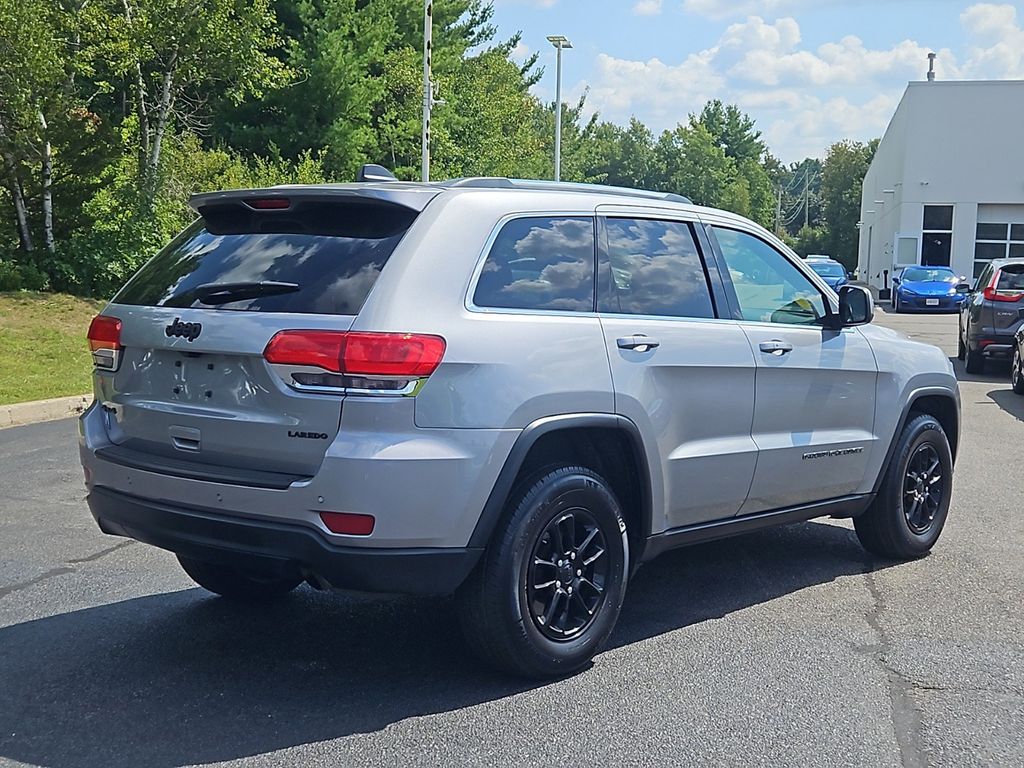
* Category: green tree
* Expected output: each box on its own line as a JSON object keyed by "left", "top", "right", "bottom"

{"left": 104, "top": 0, "right": 287, "bottom": 202}
{"left": 697, "top": 100, "right": 767, "bottom": 164}
{"left": 655, "top": 122, "right": 734, "bottom": 206}
{"left": 432, "top": 51, "right": 546, "bottom": 178}
{"left": 821, "top": 138, "right": 878, "bottom": 269}
{"left": 586, "top": 118, "right": 657, "bottom": 189}
{"left": 210, "top": 0, "right": 510, "bottom": 180}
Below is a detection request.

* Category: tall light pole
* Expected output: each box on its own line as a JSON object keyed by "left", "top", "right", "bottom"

{"left": 421, "top": 1, "right": 433, "bottom": 181}
{"left": 546, "top": 35, "right": 572, "bottom": 182}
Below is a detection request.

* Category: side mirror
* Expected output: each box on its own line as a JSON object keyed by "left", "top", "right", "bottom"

{"left": 827, "top": 285, "right": 873, "bottom": 328}
{"left": 891, "top": 276, "right": 900, "bottom": 285}
{"left": 955, "top": 282, "right": 971, "bottom": 294}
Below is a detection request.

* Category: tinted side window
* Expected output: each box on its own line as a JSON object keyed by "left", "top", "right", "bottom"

{"left": 473, "top": 217, "right": 595, "bottom": 312}
{"left": 713, "top": 227, "right": 827, "bottom": 325}
{"left": 973, "top": 263, "right": 992, "bottom": 292}
{"left": 600, "top": 218, "right": 714, "bottom": 318}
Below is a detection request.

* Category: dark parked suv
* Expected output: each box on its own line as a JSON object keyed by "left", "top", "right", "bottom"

{"left": 959, "top": 259, "right": 1024, "bottom": 373}
{"left": 81, "top": 176, "right": 960, "bottom": 678}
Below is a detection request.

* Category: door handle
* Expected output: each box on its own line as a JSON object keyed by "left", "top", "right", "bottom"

{"left": 758, "top": 339, "right": 793, "bottom": 355}
{"left": 617, "top": 335, "right": 660, "bottom": 352}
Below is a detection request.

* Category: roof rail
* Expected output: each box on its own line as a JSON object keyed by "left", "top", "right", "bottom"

{"left": 441, "top": 177, "right": 692, "bottom": 205}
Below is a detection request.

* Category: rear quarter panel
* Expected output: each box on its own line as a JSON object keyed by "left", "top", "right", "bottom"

{"left": 354, "top": 192, "right": 615, "bottom": 430}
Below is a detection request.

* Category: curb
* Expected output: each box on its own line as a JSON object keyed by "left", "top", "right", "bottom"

{"left": 0, "top": 394, "right": 92, "bottom": 430}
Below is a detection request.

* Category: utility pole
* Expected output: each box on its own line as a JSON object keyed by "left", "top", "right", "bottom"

{"left": 804, "top": 169, "right": 810, "bottom": 229}
{"left": 774, "top": 183, "right": 782, "bottom": 236}
{"left": 421, "top": 1, "right": 432, "bottom": 182}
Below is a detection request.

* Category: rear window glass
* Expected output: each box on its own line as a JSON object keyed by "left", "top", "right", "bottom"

{"left": 997, "top": 265, "right": 1024, "bottom": 291}
{"left": 809, "top": 262, "right": 845, "bottom": 277}
{"left": 472, "top": 217, "right": 595, "bottom": 312}
{"left": 113, "top": 200, "right": 417, "bottom": 315}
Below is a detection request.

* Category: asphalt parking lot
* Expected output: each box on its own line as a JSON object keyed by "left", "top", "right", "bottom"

{"left": 1, "top": 307, "right": 1022, "bottom": 768}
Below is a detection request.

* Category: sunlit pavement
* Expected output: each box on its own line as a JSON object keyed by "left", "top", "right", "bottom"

{"left": 1, "top": 308, "right": 1022, "bottom": 767}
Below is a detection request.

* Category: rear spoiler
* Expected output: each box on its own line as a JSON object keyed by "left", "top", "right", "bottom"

{"left": 189, "top": 184, "right": 442, "bottom": 215}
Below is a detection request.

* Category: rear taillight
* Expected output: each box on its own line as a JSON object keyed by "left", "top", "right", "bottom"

{"left": 263, "top": 330, "right": 446, "bottom": 393}
{"left": 983, "top": 270, "right": 1024, "bottom": 302}
{"left": 341, "top": 332, "right": 446, "bottom": 377}
{"left": 87, "top": 315, "right": 122, "bottom": 370}
{"left": 983, "top": 287, "right": 1023, "bottom": 302}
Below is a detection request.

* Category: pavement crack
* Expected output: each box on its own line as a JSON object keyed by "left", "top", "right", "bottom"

{"left": 66, "top": 539, "right": 133, "bottom": 564}
{"left": 862, "top": 566, "right": 928, "bottom": 768}
{"left": 0, "top": 540, "right": 134, "bottom": 600}
{"left": 0, "top": 566, "right": 74, "bottom": 600}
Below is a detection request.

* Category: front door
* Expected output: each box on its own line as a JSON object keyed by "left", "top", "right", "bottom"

{"left": 708, "top": 226, "right": 878, "bottom": 514}
{"left": 596, "top": 214, "right": 758, "bottom": 533}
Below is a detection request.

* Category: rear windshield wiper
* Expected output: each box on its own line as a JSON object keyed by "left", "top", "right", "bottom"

{"left": 189, "top": 281, "right": 300, "bottom": 305}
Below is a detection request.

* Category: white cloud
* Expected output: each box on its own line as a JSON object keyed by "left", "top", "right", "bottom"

{"left": 681, "top": 0, "right": 812, "bottom": 21}
{"left": 633, "top": 0, "right": 664, "bottom": 14}
{"left": 567, "top": 4, "right": 1023, "bottom": 161}
{"left": 960, "top": 3, "right": 1024, "bottom": 77}
{"left": 511, "top": 40, "right": 532, "bottom": 64}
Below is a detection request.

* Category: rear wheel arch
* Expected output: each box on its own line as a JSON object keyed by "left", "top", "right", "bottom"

{"left": 469, "top": 415, "right": 653, "bottom": 561}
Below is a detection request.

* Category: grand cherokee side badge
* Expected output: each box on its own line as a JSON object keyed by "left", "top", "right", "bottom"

{"left": 166, "top": 317, "right": 202, "bottom": 341}
{"left": 803, "top": 447, "right": 863, "bottom": 460}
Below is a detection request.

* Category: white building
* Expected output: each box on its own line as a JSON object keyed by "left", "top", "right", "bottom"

{"left": 857, "top": 79, "right": 1024, "bottom": 292}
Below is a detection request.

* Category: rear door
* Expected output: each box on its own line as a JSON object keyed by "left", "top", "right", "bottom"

{"left": 706, "top": 224, "right": 878, "bottom": 514}
{"left": 596, "top": 211, "right": 757, "bottom": 532}
{"left": 97, "top": 193, "right": 421, "bottom": 478}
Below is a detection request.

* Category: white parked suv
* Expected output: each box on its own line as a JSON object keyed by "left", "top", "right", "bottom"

{"left": 80, "top": 174, "right": 960, "bottom": 678}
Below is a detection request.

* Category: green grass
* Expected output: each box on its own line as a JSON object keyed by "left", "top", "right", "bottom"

{"left": 0, "top": 292, "right": 106, "bottom": 405}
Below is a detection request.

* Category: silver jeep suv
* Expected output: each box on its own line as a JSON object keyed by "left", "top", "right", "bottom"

{"left": 80, "top": 176, "right": 960, "bottom": 678}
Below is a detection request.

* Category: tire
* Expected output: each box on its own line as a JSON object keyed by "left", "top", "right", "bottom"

{"left": 177, "top": 554, "right": 303, "bottom": 600}
{"left": 457, "top": 466, "right": 629, "bottom": 679}
{"left": 957, "top": 325, "right": 966, "bottom": 361}
{"left": 892, "top": 292, "right": 900, "bottom": 313}
{"left": 965, "top": 343, "right": 986, "bottom": 374}
{"left": 1012, "top": 347, "right": 1024, "bottom": 394}
{"left": 854, "top": 413, "right": 953, "bottom": 560}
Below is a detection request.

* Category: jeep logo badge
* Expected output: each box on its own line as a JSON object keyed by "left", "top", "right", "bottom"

{"left": 165, "top": 317, "right": 202, "bottom": 342}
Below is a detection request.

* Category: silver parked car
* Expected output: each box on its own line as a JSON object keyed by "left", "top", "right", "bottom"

{"left": 81, "top": 175, "right": 960, "bottom": 678}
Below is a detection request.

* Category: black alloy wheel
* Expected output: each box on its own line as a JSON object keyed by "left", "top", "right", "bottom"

{"left": 527, "top": 508, "right": 609, "bottom": 641}
{"left": 457, "top": 465, "right": 629, "bottom": 679}
{"left": 902, "top": 443, "right": 943, "bottom": 535}
{"left": 854, "top": 413, "right": 953, "bottom": 559}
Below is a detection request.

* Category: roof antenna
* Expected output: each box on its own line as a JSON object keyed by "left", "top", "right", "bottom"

{"left": 927, "top": 52, "right": 936, "bottom": 82}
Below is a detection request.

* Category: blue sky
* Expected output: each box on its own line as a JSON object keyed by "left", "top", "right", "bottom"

{"left": 489, "top": 0, "right": 1024, "bottom": 162}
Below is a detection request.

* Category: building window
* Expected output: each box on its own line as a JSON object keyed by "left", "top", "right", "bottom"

{"left": 923, "top": 205, "right": 953, "bottom": 231}
{"left": 974, "top": 221, "right": 1024, "bottom": 277}
{"left": 921, "top": 205, "right": 953, "bottom": 267}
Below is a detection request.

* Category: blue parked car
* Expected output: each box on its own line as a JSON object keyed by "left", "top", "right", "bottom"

{"left": 892, "top": 266, "right": 970, "bottom": 313}
{"left": 806, "top": 258, "right": 849, "bottom": 290}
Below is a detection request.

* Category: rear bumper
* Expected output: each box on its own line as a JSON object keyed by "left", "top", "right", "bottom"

{"left": 88, "top": 485, "right": 482, "bottom": 595}
{"left": 975, "top": 333, "right": 1016, "bottom": 357}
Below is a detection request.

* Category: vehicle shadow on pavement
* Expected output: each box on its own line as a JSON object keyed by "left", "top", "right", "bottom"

{"left": 950, "top": 356, "right": 1010, "bottom": 384}
{"left": 0, "top": 521, "right": 890, "bottom": 768}
{"left": 988, "top": 388, "right": 1024, "bottom": 422}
